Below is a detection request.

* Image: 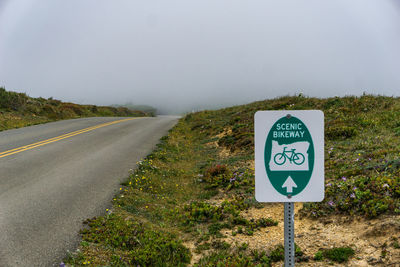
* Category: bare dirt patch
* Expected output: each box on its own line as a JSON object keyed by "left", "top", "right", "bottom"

{"left": 205, "top": 128, "right": 233, "bottom": 158}
{"left": 220, "top": 203, "right": 400, "bottom": 266}
{"left": 183, "top": 240, "right": 202, "bottom": 266}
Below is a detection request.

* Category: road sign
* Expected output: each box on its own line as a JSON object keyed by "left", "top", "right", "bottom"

{"left": 255, "top": 110, "right": 324, "bottom": 202}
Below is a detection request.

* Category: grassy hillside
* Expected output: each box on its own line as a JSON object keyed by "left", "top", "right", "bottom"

{"left": 0, "top": 87, "right": 148, "bottom": 131}
{"left": 65, "top": 95, "right": 400, "bottom": 266}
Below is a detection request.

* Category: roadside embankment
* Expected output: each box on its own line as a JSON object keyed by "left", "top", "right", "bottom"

{"left": 0, "top": 87, "right": 149, "bottom": 131}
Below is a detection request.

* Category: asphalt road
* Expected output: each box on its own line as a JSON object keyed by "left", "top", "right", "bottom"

{"left": 0, "top": 116, "right": 179, "bottom": 266}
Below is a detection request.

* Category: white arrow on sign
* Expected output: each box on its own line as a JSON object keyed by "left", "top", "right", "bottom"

{"left": 282, "top": 176, "right": 297, "bottom": 193}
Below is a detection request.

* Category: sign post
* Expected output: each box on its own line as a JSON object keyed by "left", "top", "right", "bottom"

{"left": 255, "top": 110, "right": 324, "bottom": 266}
{"left": 284, "top": 202, "right": 295, "bottom": 266}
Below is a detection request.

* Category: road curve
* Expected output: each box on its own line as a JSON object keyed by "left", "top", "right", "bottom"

{"left": 0, "top": 116, "right": 179, "bottom": 266}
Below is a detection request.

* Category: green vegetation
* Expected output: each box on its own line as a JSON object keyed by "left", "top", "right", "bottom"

{"left": 182, "top": 198, "right": 277, "bottom": 237}
{"left": 188, "top": 94, "right": 400, "bottom": 218}
{"left": 393, "top": 241, "right": 400, "bottom": 249}
{"left": 80, "top": 215, "right": 190, "bottom": 266}
{"left": 64, "top": 94, "right": 400, "bottom": 265}
{"left": 0, "top": 87, "right": 148, "bottom": 131}
{"left": 314, "top": 247, "right": 355, "bottom": 263}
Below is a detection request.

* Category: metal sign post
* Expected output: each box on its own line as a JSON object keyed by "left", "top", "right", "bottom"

{"left": 284, "top": 202, "right": 295, "bottom": 267}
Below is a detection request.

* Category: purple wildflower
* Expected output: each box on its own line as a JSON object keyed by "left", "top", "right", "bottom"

{"left": 60, "top": 263, "right": 65, "bottom": 267}
{"left": 353, "top": 187, "right": 357, "bottom": 190}
{"left": 326, "top": 183, "right": 332, "bottom": 187}
{"left": 230, "top": 177, "right": 236, "bottom": 183}
{"left": 328, "top": 201, "right": 334, "bottom": 207}
{"left": 342, "top": 176, "right": 347, "bottom": 181}
{"left": 383, "top": 183, "right": 389, "bottom": 188}
{"left": 350, "top": 193, "right": 356, "bottom": 198}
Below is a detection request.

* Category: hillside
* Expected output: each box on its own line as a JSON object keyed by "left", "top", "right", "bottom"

{"left": 0, "top": 87, "right": 148, "bottom": 131}
{"left": 112, "top": 103, "right": 157, "bottom": 117}
{"left": 66, "top": 95, "right": 400, "bottom": 266}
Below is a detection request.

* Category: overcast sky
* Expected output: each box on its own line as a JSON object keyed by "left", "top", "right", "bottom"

{"left": 0, "top": 1, "right": 399, "bottom": 114}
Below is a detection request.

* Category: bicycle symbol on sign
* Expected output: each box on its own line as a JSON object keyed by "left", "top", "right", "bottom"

{"left": 273, "top": 147, "right": 305, "bottom": 165}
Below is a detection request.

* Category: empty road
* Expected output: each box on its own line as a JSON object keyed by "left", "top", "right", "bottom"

{"left": 0, "top": 116, "right": 178, "bottom": 266}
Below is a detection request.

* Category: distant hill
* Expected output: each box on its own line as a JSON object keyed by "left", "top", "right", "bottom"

{"left": 113, "top": 103, "right": 157, "bottom": 116}
{"left": 0, "top": 87, "right": 149, "bottom": 131}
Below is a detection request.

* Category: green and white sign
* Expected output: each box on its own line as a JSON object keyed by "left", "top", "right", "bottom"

{"left": 255, "top": 110, "right": 324, "bottom": 202}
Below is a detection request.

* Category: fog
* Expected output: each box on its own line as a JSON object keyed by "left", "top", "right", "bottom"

{"left": 1, "top": 1, "right": 399, "bottom": 114}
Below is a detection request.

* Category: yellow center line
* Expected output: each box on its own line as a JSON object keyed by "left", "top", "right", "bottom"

{"left": 0, "top": 123, "right": 106, "bottom": 155}
{"left": 0, "top": 118, "right": 136, "bottom": 158}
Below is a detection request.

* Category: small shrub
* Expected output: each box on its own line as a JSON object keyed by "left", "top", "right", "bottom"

{"left": 295, "top": 243, "right": 304, "bottom": 257}
{"left": 24, "top": 104, "right": 41, "bottom": 115}
{"left": 269, "top": 245, "right": 284, "bottom": 262}
{"left": 64, "top": 250, "right": 85, "bottom": 265}
{"left": 208, "top": 222, "right": 227, "bottom": 236}
{"left": 195, "top": 242, "right": 211, "bottom": 253}
{"left": 314, "top": 251, "right": 323, "bottom": 261}
{"left": 394, "top": 126, "right": 400, "bottom": 136}
{"left": 0, "top": 88, "right": 28, "bottom": 111}
{"left": 322, "top": 247, "right": 355, "bottom": 263}
{"left": 256, "top": 217, "right": 278, "bottom": 227}
{"left": 238, "top": 242, "right": 248, "bottom": 251}
{"left": 211, "top": 240, "right": 231, "bottom": 250}
{"left": 110, "top": 254, "right": 128, "bottom": 266}
{"left": 204, "top": 165, "right": 231, "bottom": 186}
{"left": 326, "top": 125, "right": 357, "bottom": 140}
{"left": 183, "top": 202, "right": 221, "bottom": 224}
{"left": 198, "top": 189, "right": 219, "bottom": 200}
{"left": 41, "top": 104, "right": 58, "bottom": 119}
